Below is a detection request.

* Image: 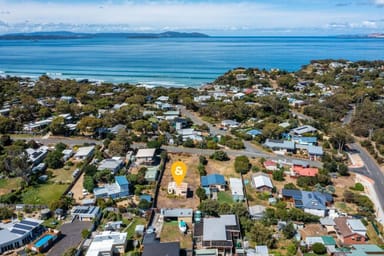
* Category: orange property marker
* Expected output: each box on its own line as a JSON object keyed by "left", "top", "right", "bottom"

{"left": 171, "top": 161, "right": 187, "bottom": 186}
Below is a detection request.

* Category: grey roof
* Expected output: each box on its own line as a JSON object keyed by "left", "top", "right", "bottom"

{"left": 255, "top": 245, "right": 269, "bottom": 256}
{"left": 203, "top": 215, "right": 237, "bottom": 241}
{"left": 0, "top": 229, "right": 20, "bottom": 244}
{"left": 296, "top": 144, "right": 324, "bottom": 156}
{"left": 291, "top": 125, "right": 317, "bottom": 135}
{"left": 98, "top": 158, "right": 123, "bottom": 171}
{"left": 264, "top": 139, "right": 295, "bottom": 150}
{"left": 320, "top": 217, "right": 335, "bottom": 226}
{"left": 160, "top": 208, "right": 193, "bottom": 217}
{"left": 347, "top": 219, "right": 367, "bottom": 232}
{"left": 252, "top": 173, "right": 273, "bottom": 189}
{"left": 142, "top": 242, "right": 180, "bottom": 256}
{"left": 248, "top": 205, "right": 266, "bottom": 216}
{"left": 136, "top": 148, "right": 156, "bottom": 158}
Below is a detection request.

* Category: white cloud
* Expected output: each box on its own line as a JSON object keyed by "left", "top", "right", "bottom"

{"left": 374, "top": 0, "right": 384, "bottom": 6}
{"left": 0, "top": 0, "right": 382, "bottom": 34}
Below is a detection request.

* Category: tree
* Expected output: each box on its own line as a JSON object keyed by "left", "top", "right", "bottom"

{"left": 234, "top": 155, "right": 250, "bottom": 175}
{"left": 196, "top": 187, "right": 207, "bottom": 201}
{"left": 138, "top": 199, "right": 151, "bottom": 210}
{"left": 197, "top": 163, "right": 207, "bottom": 176}
{"left": 283, "top": 222, "right": 296, "bottom": 239}
{"left": 49, "top": 116, "right": 68, "bottom": 135}
{"left": 0, "top": 116, "right": 15, "bottom": 133}
{"left": 83, "top": 176, "right": 95, "bottom": 192}
{"left": 44, "top": 150, "right": 64, "bottom": 169}
{"left": 198, "top": 200, "right": 220, "bottom": 216}
{"left": 81, "top": 229, "right": 91, "bottom": 239}
{"left": 77, "top": 116, "right": 103, "bottom": 135}
{"left": 210, "top": 150, "right": 229, "bottom": 161}
{"left": 249, "top": 222, "right": 276, "bottom": 248}
{"left": 199, "top": 156, "right": 208, "bottom": 165}
{"left": 330, "top": 126, "right": 353, "bottom": 153}
{"left": 272, "top": 170, "right": 285, "bottom": 181}
{"left": 108, "top": 141, "right": 126, "bottom": 156}
{"left": 312, "top": 242, "right": 326, "bottom": 255}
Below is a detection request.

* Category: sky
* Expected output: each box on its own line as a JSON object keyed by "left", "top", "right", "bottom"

{"left": 0, "top": 0, "right": 383, "bottom": 35}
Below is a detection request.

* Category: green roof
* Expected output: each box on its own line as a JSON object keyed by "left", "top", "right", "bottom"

{"left": 348, "top": 244, "right": 384, "bottom": 256}
{"left": 195, "top": 249, "right": 218, "bottom": 256}
{"left": 321, "top": 236, "right": 336, "bottom": 245}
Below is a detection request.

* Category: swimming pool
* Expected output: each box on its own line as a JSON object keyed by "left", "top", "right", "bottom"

{"left": 34, "top": 234, "right": 54, "bottom": 248}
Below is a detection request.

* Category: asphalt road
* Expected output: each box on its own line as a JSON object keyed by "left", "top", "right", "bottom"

{"left": 348, "top": 143, "right": 384, "bottom": 218}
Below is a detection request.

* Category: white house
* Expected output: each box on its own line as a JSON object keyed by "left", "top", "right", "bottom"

{"left": 74, "top": 146, "right": 95, "bottom": 160}
{"left": 85, "top": 231, "right": 127, "bottom": 256}
{"left": 229, "top": 178, "right": 244, "bottom": 201}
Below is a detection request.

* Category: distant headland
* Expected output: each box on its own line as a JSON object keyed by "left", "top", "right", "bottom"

{"left": 0, "top": 31, "right": 210, "bottom": 40}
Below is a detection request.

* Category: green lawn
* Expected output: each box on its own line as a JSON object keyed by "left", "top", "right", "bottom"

{"left": 0, "top": 177, "right": 22, "bottom": 193}
{"left": 22, "top": 183, "right": 68, "bottom": 205}
{"left": 217, "top": 191, "right": 234, "bottom": 204}
{"left": 125, "top": 217, "right": 147, "bottom": 239}
{"left": 49, "top": 165, "right": 76, "bottom": 184}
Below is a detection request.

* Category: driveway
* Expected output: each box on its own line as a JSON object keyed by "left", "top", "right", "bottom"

{"left": 47, "top": 220, "right": 92, "bottom": 256}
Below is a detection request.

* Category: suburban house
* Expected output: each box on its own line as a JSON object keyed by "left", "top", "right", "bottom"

{"left": 339, "top": 244, "right": 384, "bottom": 256}
{"left": 320, "top": 217, "right": 336, "bottom": 235}
{"left": 264, "top": 139, "right": 295, "bottom": 154}
{"left": 142, "top": 242, "right": 180, "bottom": 256}
{"left": 304, "top": 236, "right": 336, "bottom": 248}
{"left": 193, "top": 215, "right": 241, "bottom": 255}
{"left": 168, "top": 182, "right": 188, "bottom": 198}
{"left": 177, "top": 128, "right": 203, "bottom": 142}
{"left": 248, "top": 205, "right": 266, "bottom": 220}
{"left": 160, "top": 208, "right": 193, "bottom": 223}
{"left": 246, "top": 129, "right": 262, "bottom": 138}
{"left": 291, "top": 136, "right": 318, "bottom": 145}
{"left": 221, "top": 119, "right": 240, "bottom": 128}
{"left": 71, "top": 206, "right": 101, "bottom": 221}
{"left": 334, "top": 217, "right": 367, "bottom": 245}
{"left": 291, "top": 165, "right": 319, "bottom": 177}
{"left": 201, "top": 174, "right": 226, "bottom": 191}
{"left": 26, "top": 146, "right": 48, "bottom": 166}
{"left": 85, "top": 231, "right": 127, "bottom": 256}
{"left": 263, "top": 160, "right": 279, "bottom": 171}
{"left": 282, "top": 189, "right": 333, "bottom": 217}
{"left": 93, "top": 176, "right": 130, "bottom": 199}
{"left": 98, "top": 157, "right": 125, "bottom": 174}
{"left": 296, "top": 144, "right": 324, "bottom": 160}
{"left": 135, "top": 148, "right": 156, "bottom": 165}
{"left": 229, "top": 178, "right": 244, "bottom": 201}
{"left": 74, "top": 146, "right": 95, "bottom": 160}
{"left": 290, "top": 125, "right": 317, "bottom": 136}
{"left": 0, "top": 218, "right": 44, "bottom": 255}
{"left": 62, "top": 149, "right": 74, "bottom": 161}
{"left": 251, "top": 173, "right": 273, "bottom": 192}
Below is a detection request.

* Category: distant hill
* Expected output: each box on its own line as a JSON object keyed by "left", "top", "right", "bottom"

{"left": 0, "top": 31, "right": 210, "bottom": 40}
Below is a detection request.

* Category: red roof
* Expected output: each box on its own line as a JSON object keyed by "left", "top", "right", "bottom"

{"left": 244, "top": 88, "right": 254, "bottom": 94}
{"left": 292, "top": 165, "right": 319, "bottom": 177}
{"left": 264, "top": 160, "right": 277, "bottom": 167}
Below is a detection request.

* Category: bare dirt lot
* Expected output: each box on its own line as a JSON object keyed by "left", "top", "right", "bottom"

{"left": 157, "top": 153, "right": 200, "bottom": 209}
{"left": 70, "top": 173, "right": 85, "bottom": 204}
{"left": 300, "top": 223, "right": 328, "bottom": 239}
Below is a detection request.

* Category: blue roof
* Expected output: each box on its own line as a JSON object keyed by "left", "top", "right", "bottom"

{"left": 201, "top": 174, "right": 226, "bottom": 187}
{"left": 282, "top": 189, "right": 333, "bottom": 210}
{"left": 246, "top": 129, "right": 262, "bottom": 136}
{"left": 115, "top": 176, "right": 129, "bottom": 186}
{"left": 140, "top": 194, "right": 152, "bottom": 202}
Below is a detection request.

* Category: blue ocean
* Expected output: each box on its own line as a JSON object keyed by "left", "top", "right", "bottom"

{"left": 0, "top": 36, "right": 383, "bottom": 87}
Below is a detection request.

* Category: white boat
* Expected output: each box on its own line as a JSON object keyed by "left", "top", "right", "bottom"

{"left": 178, "top": 220, "right": 187, "bottom": 233}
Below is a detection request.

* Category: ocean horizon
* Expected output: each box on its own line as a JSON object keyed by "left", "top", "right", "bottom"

{"left": 0, "top": 36, "right": 383, "bottom": 87}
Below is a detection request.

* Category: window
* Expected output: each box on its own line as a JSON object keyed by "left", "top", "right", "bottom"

{"left": 356, "top": 236, "right": 361, "bottom": 241}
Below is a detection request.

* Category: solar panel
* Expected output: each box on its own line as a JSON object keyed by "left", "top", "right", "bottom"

{"left": 11, "top": 229, "right": 26, "bottom": 235}
{"left": 21, "top": 220, "right": 39, "bottom": 226}
{"left": 14, "top": 224, "right": 33, "bottom": 231}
